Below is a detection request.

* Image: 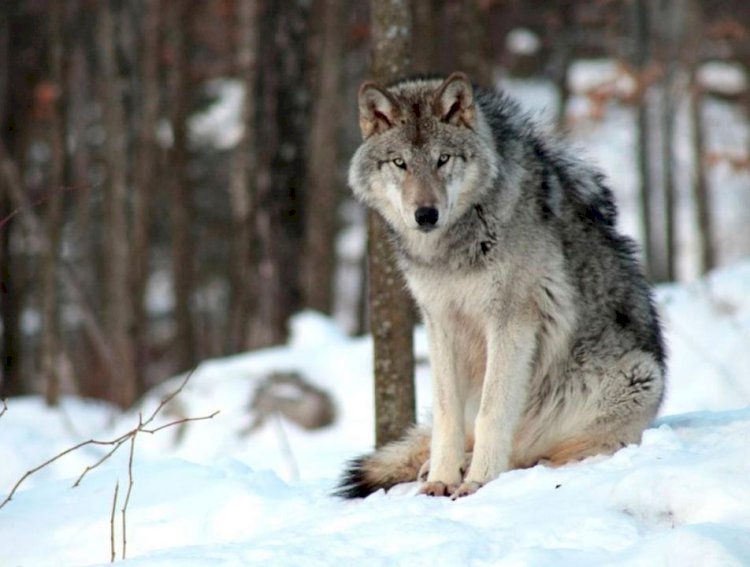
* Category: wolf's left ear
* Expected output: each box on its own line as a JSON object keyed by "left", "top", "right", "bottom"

{"left": 433, "top": 72, "right": 475, "bottom": 129}
{"left": 358, "top": 82, "right": 401, "bottom": 139}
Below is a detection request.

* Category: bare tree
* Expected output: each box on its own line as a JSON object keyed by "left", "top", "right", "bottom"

{"left": 686, "top": 0, "right": 715, "bottom": 274}
{"left": 0, "top": 0, "right": 25, "bottom": 397}
{"left": 655, "top": 0, "right": 679, "bottom": 282}
{"left": 455, "top": 0, "right": 492, "bottom": 85}
{"left": 227, "top": 0, "right": 260, "bottom": 353}
{"left": 412, "top": 0, "right": 439, "bottom": 74}
{"left": 629, "top": 0, "right": 656, "bottom": 279}
{"left": 369, "top": 0, "right": 416, "bottom": 448}
{"left": 250, "top": 0, "right": 311, "bottom": 348}
{"left": 41, "top": 0, "right": 67, "bottom": 405}
{"left": 167, "top": 0, "right": 198, "bottom": 371}
{"left": 97, "top": 0, "right": 137, "bottom": 407}
{"left": 131, "top": 0, "right": 161, "bottom": 392}
{"left": 303, "top": 0, "right": 345, "bottom": 315}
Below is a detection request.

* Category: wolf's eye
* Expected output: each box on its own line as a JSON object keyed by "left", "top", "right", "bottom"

{"left": 437, "top": 154, "right": 451, "bottom": 167}
{"left": 393, "top": 157, "right": 406, "bottom": 169}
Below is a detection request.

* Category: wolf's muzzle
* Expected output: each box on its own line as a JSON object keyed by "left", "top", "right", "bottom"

{"left": 415, "top": 207, "right": 439, "bottom": 231}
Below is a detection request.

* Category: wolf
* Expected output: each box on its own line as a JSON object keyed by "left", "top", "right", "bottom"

{"left": 336, "top": 72, "right": 666, "bottom": 499}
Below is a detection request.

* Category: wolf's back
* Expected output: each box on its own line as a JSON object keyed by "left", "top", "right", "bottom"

{"left": 335, "top": 426, "right": 431, "bottom": 498}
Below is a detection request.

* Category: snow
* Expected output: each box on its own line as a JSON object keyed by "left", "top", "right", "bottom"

{"left": 697, "top": 62, "right": 748, "bottom": 97}
{"left": 2, "top": 259, "right": 750, "bottom": 566}
{"left": 505, "top": 28, "right": 541, "bottom": 56}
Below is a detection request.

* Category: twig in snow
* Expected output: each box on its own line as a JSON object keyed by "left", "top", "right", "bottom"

{"left": 0, "top": 368, "right": 218, "bottom": 509}
{"left": 0, "top": 399, "right": 7, "bottom": 419}
{"left": 110, "top": 481, "right": 119, "bottom": 563}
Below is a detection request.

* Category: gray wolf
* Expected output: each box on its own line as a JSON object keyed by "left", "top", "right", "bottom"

{"left": 336, "top": 72, "right": 666, "bottom": 499}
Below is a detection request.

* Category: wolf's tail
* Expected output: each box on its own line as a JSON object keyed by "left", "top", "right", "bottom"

{"left": 334, "top": 425, "right": 431, "bottom": 498}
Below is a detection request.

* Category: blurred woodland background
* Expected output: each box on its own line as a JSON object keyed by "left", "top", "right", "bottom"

{"left": 1, "top": 0, "right": 749, "bottom": 409}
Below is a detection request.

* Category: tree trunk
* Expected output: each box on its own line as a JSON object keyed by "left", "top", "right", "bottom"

{"left": 412, "top": 0, "right": 439, "bottom": 74}
{"left": 41, "top": 0, "right": 67, "bottom": 405}
{"left": 455, "top": 0, "right": 492, "bottom": 86}
{"left": 250, "top": 0, "right": 311, "bottom": 348}
{"left": 0, "top": 1, "right": 24, "bottom": 398}
{"left": 630, "top": 0, "right": 655, "bottom": 278}
{"left": 227, "top": 0, "right": 259, "bottom": 353}
{"left": 686, "top": 0, "right": 715, "bottom": 274}
{"left": 655, "top": 0, "right": 678, "bottom": 282}
{"left": 302, "top": 0, "right": 344, "bottom": 315}
{"left": 552, "top": 0, "right": 573, "bottom": 129}
{"left": 167, "top": 0, "right": 198, "bottom": 372}
{"left": 97, "top": 1, "right": 137, "bottom": 407}
{"left": 130, "top": 0, "right": 160, "bottom": 392}
{"left": 369, "top": 0, "right": 416, "bottom": 448}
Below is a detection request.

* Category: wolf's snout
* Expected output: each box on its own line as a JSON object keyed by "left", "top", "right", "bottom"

{"left": 415, "top": 207, "right": 439, "bottom": 230}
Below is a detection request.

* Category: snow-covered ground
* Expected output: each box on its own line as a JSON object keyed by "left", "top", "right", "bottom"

{"left": 2, "top": 259, "right": 750, "bottom": 566}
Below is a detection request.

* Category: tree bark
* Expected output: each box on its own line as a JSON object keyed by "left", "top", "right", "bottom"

{"left": 0, "top": 1, "right": 24, "bottom": 397}
{"left": 167, "top": 0, "right": 198, "bottom": 371}
{"left": 130, "top": 0, "right": 161, "bottom": 392}
{"left": 455, "top": 0, "right": 492, "bottom": 86}
{"left": 630, "top": 0, "right": 655, "bottom": 279}
{"left": 369, "top": 0, "right": 416, "bottom": 448}
{"left": 250, "top": 0, "right": 311, "bottom": 348}
{"left": 686, "top": 0, "right": 715, "bottom": 274}
{"left": 412, "top": 0, "right": 439, "bottom": 74}
{"left": 302, "top": 0, "right": 344, "bottom": 315}
{"left": 97, "top": 0, "right": 137, "bottom": 407}
{"left": 41, "top": 0, "right": 67, "bottom": 405}
{"left": 227, "top": 0, "right": 259, "bottom": 353}
{"left": 656, "top": 0, "right": 678, "bottom": 282}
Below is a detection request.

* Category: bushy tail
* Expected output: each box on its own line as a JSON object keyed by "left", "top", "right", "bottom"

{"left": 334, "top": 426, "right": 431, "bottom": 498}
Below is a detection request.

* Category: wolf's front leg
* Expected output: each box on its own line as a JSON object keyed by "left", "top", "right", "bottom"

{"left": 419, "top": 315, "right": 466, "bottom": 497}
{"left": 454, "top": 321, "right": 536, "bottom": 499}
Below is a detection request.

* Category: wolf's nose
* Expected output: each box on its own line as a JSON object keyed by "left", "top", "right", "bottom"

{"left": 415, "top": 207, "right": 439, "bottom": 229}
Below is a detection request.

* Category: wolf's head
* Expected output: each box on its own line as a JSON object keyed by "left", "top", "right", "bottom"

{"left": 348, "top": 73, "right": 498, "bottom": 236}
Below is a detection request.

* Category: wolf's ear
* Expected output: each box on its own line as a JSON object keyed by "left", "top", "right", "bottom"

{"left": 433, "top": 72, "right": 475, "bottom": 128}
{"left": 358, "top": 82, "right": 401, "bottom": 139}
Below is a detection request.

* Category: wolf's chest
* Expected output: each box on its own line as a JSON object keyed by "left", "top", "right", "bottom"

{"left": 405, "top": 267, "right": 496, "bottom": 318}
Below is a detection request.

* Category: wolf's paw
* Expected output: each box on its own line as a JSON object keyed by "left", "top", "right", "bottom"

{"left": 418, "top": 481, "right": 458, "bottom": 497}
{"left": 418, "top": 453, "right": 473, "bottom": 482}
{"left": 450, "top": 481, "right": 483, "bottom": 500}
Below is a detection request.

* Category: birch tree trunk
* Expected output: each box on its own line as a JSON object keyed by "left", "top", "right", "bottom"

{"left": 369, "top": 0, "right": 416, "bottom": 448}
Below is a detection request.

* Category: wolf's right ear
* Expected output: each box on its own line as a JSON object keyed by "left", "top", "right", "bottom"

{"left": 358, "top": 82, "right": 400, "bottom": 140}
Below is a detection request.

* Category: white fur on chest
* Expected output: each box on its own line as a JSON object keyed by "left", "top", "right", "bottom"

{"left": 406, "top": 266, "right": 495, "bottom": 320}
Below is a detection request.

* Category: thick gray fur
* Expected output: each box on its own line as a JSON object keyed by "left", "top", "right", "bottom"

{"left": 337, "top": 73, "right": 665, "bottom": 500}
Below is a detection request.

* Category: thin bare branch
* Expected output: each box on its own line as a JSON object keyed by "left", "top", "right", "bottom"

{"left": 121, "top": 435, "right": 136, "bottom": 560}
{"left": 110, "top": 481, "right": 119, "bottom": 563}
{"left": 140, "top": 411, "right": 220, "bottom": 435}
{"left": 72, "top": 437, "right": 129, "bottom": 488}
{"left": 0, "top": 365, "right": 207, "bottom": 509}
{"left": 1, "top": 434, "right": 130, "bottom": 508}
{"left": 141, "top": 369, "right": 196, "bottom": 429}
{"left": 0, "top": 399, "right": 7, "bottom": 419}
